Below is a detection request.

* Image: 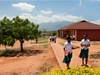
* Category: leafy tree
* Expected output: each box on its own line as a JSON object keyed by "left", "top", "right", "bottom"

{"left": 0, "top": 17, "right": 15, "bottom": 49}
{"left": 12, "top": 16, "right": 36, "bottom": 51}
{"left": 49, "top": 31, "right": 57, "bottom": 36}
{"left": 0, "top": 16, "right": 41, "bottom": 52}
{"left": 34, "top": 24, "right": 41, "bottom": 43}
{"left": 41, "top": 29, "right": 48, "bottom": 38}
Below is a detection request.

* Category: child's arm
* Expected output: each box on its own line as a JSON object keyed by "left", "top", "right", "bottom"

{"left": 72, "top": 45, "right": 80, "bottom": 49}
{"left": 81, "top": 44, "right": 90, "bottom": 47}
{"left": 63, "top": 47, "right": 68, "bottom": 56}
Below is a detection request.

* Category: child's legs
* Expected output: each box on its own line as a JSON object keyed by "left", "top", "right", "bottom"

{"left": 85, "top": 58, "right": 88, "bottom": 65}
{"left": 82, "top": 58, "right": 84, "bottom": 65}
{"left": 66, "top": 62, "right": 70, "bottom": 69}
{"left": 82, "top": 58, "right": 88, "bottom": 66}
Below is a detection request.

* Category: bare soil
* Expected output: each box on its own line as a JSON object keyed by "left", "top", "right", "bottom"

{"left": 0, "top": 39, "right": 60, "bottom": 75}
{"left": 0, "top": 37, "right": 100, "bottom": 75}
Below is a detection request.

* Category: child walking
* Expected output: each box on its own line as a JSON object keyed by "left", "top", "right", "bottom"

{"left": 63, "top": 36, "right": 79, "bottom": 69}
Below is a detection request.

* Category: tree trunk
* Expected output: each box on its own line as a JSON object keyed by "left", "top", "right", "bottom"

{"left": 36, "top": 37, "right": 38, "bottom": 43}
{"left": 20, "top": 40, "right": 24, "bottom": 52}
{"left": 4, "top": 45, "right": 7, "bottom": 50}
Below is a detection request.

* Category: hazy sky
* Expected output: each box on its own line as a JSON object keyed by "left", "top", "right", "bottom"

{"left": 0, "top": 0, "right": 100, "bottom": 24}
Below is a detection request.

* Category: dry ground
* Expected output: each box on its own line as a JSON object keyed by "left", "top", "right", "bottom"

{"left": 0, "top": 37, "right": 100, "bottom": 75}
{"left": 0, "top": 38, "right": 60, "bottom": 75}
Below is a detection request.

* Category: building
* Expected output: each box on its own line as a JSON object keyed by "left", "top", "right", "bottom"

{"left": 58, "top": 20, "right": 100, "bottom": 41}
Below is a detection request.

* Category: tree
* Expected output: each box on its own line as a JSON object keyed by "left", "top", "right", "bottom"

{"left": 0, "top": 16, "right": 41, "bottom": 52}
{"left": 34, "top": 24, "right": 41, "bottom": 43}
{"left": 12, "top": 16, "right": 36, "bottom": 51}
{"left": 49, "top": 31, "right": 57, "bottom": 36}
{"left": 0, "top": 17, "right": 15, "bottom": 49}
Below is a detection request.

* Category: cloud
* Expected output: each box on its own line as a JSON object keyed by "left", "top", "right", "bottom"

{"left": 79, "top": 0, "right": 82, "bottom": 6}
{"left": 0, "top": 13, "right": 84, "bottom": 24}
{"left": 0, "top": 15, "right": 14, "bottom": 20}
{"left": 41, "top": 10, "right": 52, "bottom": 14}
{"left": 19, "top": 13, "right": 84, "bottom": 24}
{"left": 91, "top": 20, "right": 100, "bottom": 25}
{"left": 12, "top": 2, "right": 35, "bottom": 12}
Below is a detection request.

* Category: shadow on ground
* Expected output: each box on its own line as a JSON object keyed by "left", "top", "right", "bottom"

{"left": 0, "top": 49, "right": 44, "bottom": 57}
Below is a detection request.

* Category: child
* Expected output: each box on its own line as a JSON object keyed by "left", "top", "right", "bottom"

{"left": 79, "top": 34, "right": 90, "bottom": 67}
{"left": 63, "top": 36, "right": 79, "bottom": 69}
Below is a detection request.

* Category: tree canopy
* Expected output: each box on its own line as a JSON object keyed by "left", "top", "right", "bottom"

{"left": 0, "top": 16, "right": 41, "bottom": 51}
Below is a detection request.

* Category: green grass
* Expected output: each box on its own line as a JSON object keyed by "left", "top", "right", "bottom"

{"left": 0, "top": 49, "right": 44, "bottom": 57}
{"left": 60, "top": 43, "right": 64, "bottom": 46}
{"left": 90, "top": 52, "right": 100, "bottom": 59}
{"left": 35, "top": 65, "right": 53, "bottom": 75}
{"left": 43, "top": 44, "right": 48, "bottom": 48}
{"left": 31, "top": 37, "right": 48, "bottom": 44}
{"left": 90, "top": 42, "right": 100, "bottom": 45}
{"left": 0, "top": 50, "right": 19, "bottom": 57}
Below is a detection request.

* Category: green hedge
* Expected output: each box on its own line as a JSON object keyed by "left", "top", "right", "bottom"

{"left": 40, "top": 67, "right": 100, "bottom": 75}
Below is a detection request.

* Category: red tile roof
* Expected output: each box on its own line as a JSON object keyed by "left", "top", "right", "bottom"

{"left": 58, "top": 20, "right": 100, "bottom": 30}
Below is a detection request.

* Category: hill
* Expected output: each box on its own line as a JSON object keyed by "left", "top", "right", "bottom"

{"left": 39, "top": 21, "right": 72, "bottom": 31}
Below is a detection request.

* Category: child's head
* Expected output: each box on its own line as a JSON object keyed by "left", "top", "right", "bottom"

{"left": 84, "top": 34, "right": 88, "bottom": 40}
{"left": 67, "top": 36, "right": 71, "bottom": 43}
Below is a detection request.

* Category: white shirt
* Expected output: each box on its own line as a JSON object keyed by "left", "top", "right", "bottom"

{"left": 64, "top": 42, "right": 72, "bottom": 53}
{"left": 81, "top": 39, "right": 90, "bottom": 50}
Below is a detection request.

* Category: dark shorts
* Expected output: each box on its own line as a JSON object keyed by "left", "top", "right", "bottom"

{"left": 79, "top": 49, "right": 89, "bottom": 58}
{"left": 63, "top": 53, "right": 72, "bottom": 63}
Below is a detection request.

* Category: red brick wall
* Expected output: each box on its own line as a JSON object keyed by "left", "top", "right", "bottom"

{"left": 77, "top": 30, "right": 100, "bottom": 41}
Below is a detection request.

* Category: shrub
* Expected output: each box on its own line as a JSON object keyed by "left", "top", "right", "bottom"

{"left": 40, "top": 67, "right": 100, "bottom": 75}
{"left": 90, "top": 52, "right": 100, "bottom": 59}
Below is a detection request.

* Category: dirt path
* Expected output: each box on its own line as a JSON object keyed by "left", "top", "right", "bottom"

{"left": 50, "top": 40, "right": 81, "bottom": 69}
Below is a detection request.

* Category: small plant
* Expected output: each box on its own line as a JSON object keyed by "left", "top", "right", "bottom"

{"left": 0, "top": 49, "right": 44, "bottom": 57}
{"left": 38, "top": 63, "right": 53, "bottom": 75}
{"left": 39, "top": 66, "right": 53, "bottom": 73}
{"left": 60, "top": 43, "right": 64, "bottom": 46}
{"left": 90, "top": 52, "right": 100, "bottom": 59}
{"left": 43, "top": 44, "right": 48, "bottom": 48}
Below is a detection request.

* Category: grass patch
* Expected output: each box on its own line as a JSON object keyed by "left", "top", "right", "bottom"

{"left": 0, "top": 49, "right": 44, "bottom": 57}
{"left": 31, "top": 37, "right": 48, "bottom": 44}
{"left": 31, "top": 40, "right": 48, "bottom": 44}
{"left": 90, "top": 52, "right": 100, "bottom": 59}
{"left": 43, "top": 44, "right": 48, "bottom": 48}
{"left": 90, "top": 42, "right": 100, "bottom": 45}
{"left": 35, "top": 63, "right": 53, "bottom": 75}
{"left": 39, "top": 66, "right": 53, "bottom": 73}
{"left": 60, "top": 43, "right": 64, "bottom": 46}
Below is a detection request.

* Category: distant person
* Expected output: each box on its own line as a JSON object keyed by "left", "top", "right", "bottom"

{"left": 52, "top": 36, "right": 54, "bottom": 42}
{"left": 54, "top": 35, "right": 56, "bottom": 43}
{"left": 79, "top": 34, "right": 90, "bottom": 67}
{"left": 49, "top": 36, "right": 52, "bottom": 42}
{"left": 63, "top": 36, "right": 79, "bottom": 69}
{"left": 73, "top": 35, "right": 75, "bottom": 41}
{"left": 70, "top": 35, "right": 73, "bottom": 40}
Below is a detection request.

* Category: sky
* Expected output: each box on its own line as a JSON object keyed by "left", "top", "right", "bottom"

{"left": 0, "top": 0, "right": 100, "bottom": 24}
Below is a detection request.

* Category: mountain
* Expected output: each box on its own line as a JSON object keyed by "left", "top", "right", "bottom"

{"left": 39, "top": 21, "right": 72, "bottom": 31}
